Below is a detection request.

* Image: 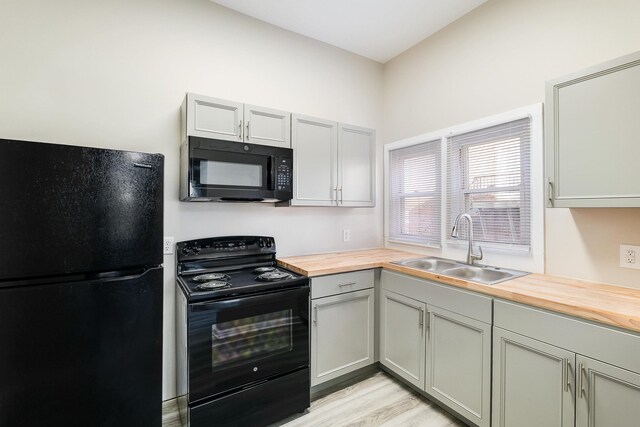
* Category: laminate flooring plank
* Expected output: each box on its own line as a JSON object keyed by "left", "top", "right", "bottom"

{"left": 162, "top": 398, "right": 181, "bottom": 427}
{"left": 163, "top": 372, "right": 468, "bottom": 427}
{"left": 379, "top": 401, "right": 465, "bottom": 427}
{"left": 343, "top": 393, "right": 422, "bottom": 426}
{"left": 279, "top": 372, "right": 467, "bottom": 427}
{"left": 285, "top": 374, "right": 395, "bottom": 426}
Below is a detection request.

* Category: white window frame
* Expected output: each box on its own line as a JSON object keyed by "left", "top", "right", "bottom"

{"left": 387, "top": 139, "right": 442, "bottom": 247}
{"left": 384, "top": 103, "right": 544, "bottom": 273}
{"left": 384, "top": 132, "right": 446, "bottom": 249}
{"left": 446, "top": 118, "right": 532, "bottom": 249}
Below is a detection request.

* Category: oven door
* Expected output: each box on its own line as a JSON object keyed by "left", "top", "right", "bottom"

{"left": 188, "top": 286, "right": 309, "bottom": 403}
{"left": 188, "top": 137, "right": 278, "bottom": 201}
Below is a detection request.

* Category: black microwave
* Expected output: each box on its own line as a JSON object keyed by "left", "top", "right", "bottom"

{"left": 180, "top": 136, "right": 293, "bottom": 202}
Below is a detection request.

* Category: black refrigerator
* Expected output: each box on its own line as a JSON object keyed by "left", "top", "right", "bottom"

{"left": 0, "top": 138, "right": 164, "bottom": 426}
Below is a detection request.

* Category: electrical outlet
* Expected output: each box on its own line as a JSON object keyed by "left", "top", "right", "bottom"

{"left": 163, "top": 237, "right": 175, "bottom": 255}
{"left": 620, "top": 244, "right": 640, "bottom": 269}
{"left": 342, "top": 229, "right": 350, "bottom": 242}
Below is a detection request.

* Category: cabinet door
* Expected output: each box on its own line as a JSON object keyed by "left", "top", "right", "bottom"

{"left": 185, "top": 93, "right": 243, "bottom": 142}
{"left": 576, "top": 355, "right": 640, "bottom": 427}
{"left": 291, "top": 114, "right": 338, "bottom": 206}
{"left": 546, "top": 51, "right": 640, "bottom": 207}
{"left": 337, "top": 124, "right": 375, "bottom": 207}
{"left": 426, "top": 306, "right": 491, "bottom": 427}
{"left": 244, "top": 104, "right": 291, "bottom": 148}
{"left": 379, "top": 290, "right": 426, "bottom": 389}
{"left": 492, "top": 327, "right": 575, "bottom": 427}
{"left": 311, "top": 288, "right": 374, "bottom": 386}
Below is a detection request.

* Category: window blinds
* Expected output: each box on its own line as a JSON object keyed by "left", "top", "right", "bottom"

{"left": 446, "top": 118, "right": 531, "bottom": 248}
{"left": 389, "top": 139, "right": 441, "bottom": 246}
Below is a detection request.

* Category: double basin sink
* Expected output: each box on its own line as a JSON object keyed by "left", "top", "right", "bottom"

{"left": 391, "top": 256, "right": 529, "bottom": 285}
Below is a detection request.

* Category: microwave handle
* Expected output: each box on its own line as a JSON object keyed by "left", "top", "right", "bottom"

{"left": 267, "top": 156, "right": 276, "bottom": 191}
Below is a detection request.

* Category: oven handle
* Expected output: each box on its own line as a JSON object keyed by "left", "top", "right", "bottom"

{"left": 190, "top": 285, "right": 310, "bottom": 312}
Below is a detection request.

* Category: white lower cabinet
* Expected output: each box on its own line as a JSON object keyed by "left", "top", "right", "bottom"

{"left": 379, "top": 290, "right": 426, "bottom": 388}
{"left": 492, "top": 327, "right": 575, "bottom": 427}
{"left": 310, "top": 268, "right": 640, "bottom": 427}
{"left": 576, "top": 355, "right": 640, "bottom": 427}
{"left": 311, "top": 281, "right": 374, "bottom": 387}
{"left": 493, "top": 300, "right": 640, "bottom": 427}
{"left": 380, "top": 270, "right": 492, "bottom": 427}
{"left": 427, "top": 306, "right": 491, "bottom": 427}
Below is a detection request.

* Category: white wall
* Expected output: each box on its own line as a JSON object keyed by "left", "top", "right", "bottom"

{"left": 0, "top": 0, "right": 383, "bottom": 399}
{"left": 383, "top": 0, "right": 640, "bottom": 289}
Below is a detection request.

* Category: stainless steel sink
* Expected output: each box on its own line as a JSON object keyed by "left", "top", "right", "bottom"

{"left": 393, "top": 258, "right": 459, "bottom": 272}
{"left": 391, "top": 256, "right": 529, "bottom": 285}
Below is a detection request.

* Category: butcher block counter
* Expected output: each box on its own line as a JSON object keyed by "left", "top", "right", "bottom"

{"left": 277, "top": 248, "right": 419, "bottom": 276}
{"left": 277, "top": 248, "right": 640, "bottom": 334}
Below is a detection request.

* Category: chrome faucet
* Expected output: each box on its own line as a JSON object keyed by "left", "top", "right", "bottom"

{"left": 451, "top": 213, "right": 483, "bottom": 265}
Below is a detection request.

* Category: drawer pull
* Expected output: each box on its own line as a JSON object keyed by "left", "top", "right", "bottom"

{"left": 338, "top": 282, "right": 356, "bottom": 287}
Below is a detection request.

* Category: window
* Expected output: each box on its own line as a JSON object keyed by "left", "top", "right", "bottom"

{"left": 446, "top": 118, "right": 531, "bottom": 248}
{"left": 388, "top": 140, "right": 441, "bottom": 246}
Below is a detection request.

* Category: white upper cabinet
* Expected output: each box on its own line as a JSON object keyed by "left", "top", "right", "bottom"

{"left": 291, "top": 114, "right": 375, "bottom": 207}
{"left": 291, "top": 114, "right": 338, "bottom": 206}
{"left": 244, "top": 104, "right": 291, "bottom": 148}
{"left": 183, "top": 93, "right": 243, "bottom": 142}
{"left": 182, "top": 93, "right": 291, "bottom": 148}
{"left": 338, "top": 124, "right": 375, "bottom": 207}
{"left": 546, "top": 50, "right": 640, "bottom": 207}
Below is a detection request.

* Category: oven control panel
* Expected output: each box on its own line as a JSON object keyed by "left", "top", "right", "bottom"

{"left": 177, "top": 236, "right": 276, "bottom": 261}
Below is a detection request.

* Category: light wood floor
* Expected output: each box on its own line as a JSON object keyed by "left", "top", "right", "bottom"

{"left": 163, "top": 372, "right": 467, "bottom": 426}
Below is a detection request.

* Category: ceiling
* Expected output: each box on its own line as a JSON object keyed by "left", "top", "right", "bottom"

{"left": 210, "top": 0, "right": 487, "bottom": 63}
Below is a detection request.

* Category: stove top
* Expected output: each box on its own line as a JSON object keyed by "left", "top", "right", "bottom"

{"left": 175, "top": 236, "right": 308, "bottom": 302}
{"left": 178, "top": 263, "right": 305, "bottom": 301}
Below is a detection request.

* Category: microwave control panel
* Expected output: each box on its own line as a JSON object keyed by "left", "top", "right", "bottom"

{"left": 276, "top": 158, "right": 292, "bottom": 191}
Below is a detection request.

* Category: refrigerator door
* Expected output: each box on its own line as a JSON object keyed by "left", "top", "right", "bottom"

{"left": 0, "top": 139, "right": 164, "bottom": 281}
{"left": 0, "top": 266, "right": 163, "bottom": 427}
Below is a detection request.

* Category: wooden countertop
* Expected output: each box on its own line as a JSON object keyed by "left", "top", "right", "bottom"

{"left": 277, "top": 248, "right": 420, "bottom": 277}
{"left": 278, "top": 248, "right": 640, "bottom": 334}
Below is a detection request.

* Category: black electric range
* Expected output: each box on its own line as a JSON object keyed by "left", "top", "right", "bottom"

{"left": 175, "top": 236, "right": 310, "bottom": 427}
{"left": 176, "top": 236, "right": 307, "bottom": 302}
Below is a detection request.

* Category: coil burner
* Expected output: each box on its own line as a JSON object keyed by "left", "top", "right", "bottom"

{"left": 193, "top": 273, "right": 230, "bottom": 282}
{"left": 256, "top": 271, "right": 294, "bottom": 282}
{"left": 253, "top": 266, "right": 277, "bottom": 274}
{"left": 196, "top": 281, "right": 231, "bottom": 291}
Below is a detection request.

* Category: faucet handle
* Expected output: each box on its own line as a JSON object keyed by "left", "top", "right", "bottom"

{"left": 473, "top": 245, "right": 483, "bottom": 261}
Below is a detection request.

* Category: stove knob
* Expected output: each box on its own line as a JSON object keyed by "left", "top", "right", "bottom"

{"left": 266, "top": 240, "right": 272, "bottom": 248}
{"left": 181, "top": 247, "right": 191, "bottom": 255}
{"left": 258, "top": 240, "right": 264, "bottom": 248}
{"left": 192, "top": 246, "right": 201, "bottom": 254}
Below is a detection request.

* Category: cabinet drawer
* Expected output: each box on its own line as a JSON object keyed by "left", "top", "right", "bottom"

{"left": 311, "top": 270, "right": 374, "bottom": 299}
{"left": 494, "top": 300, "right": 640, "bottom": 374}
{"left": 381, "top": 270, "right": 492, "bottom": 324}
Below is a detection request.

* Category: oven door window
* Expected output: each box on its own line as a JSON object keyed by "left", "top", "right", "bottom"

{"left": 188, "top": 286, "right": 309, "bottom": 402}
{"left": 211, "top": 309, "right": 292, "bottom": 368}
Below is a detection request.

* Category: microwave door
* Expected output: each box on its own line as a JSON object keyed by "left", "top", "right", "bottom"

{"left": 190, "top": 148, "right": 274, "bottom": 200}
